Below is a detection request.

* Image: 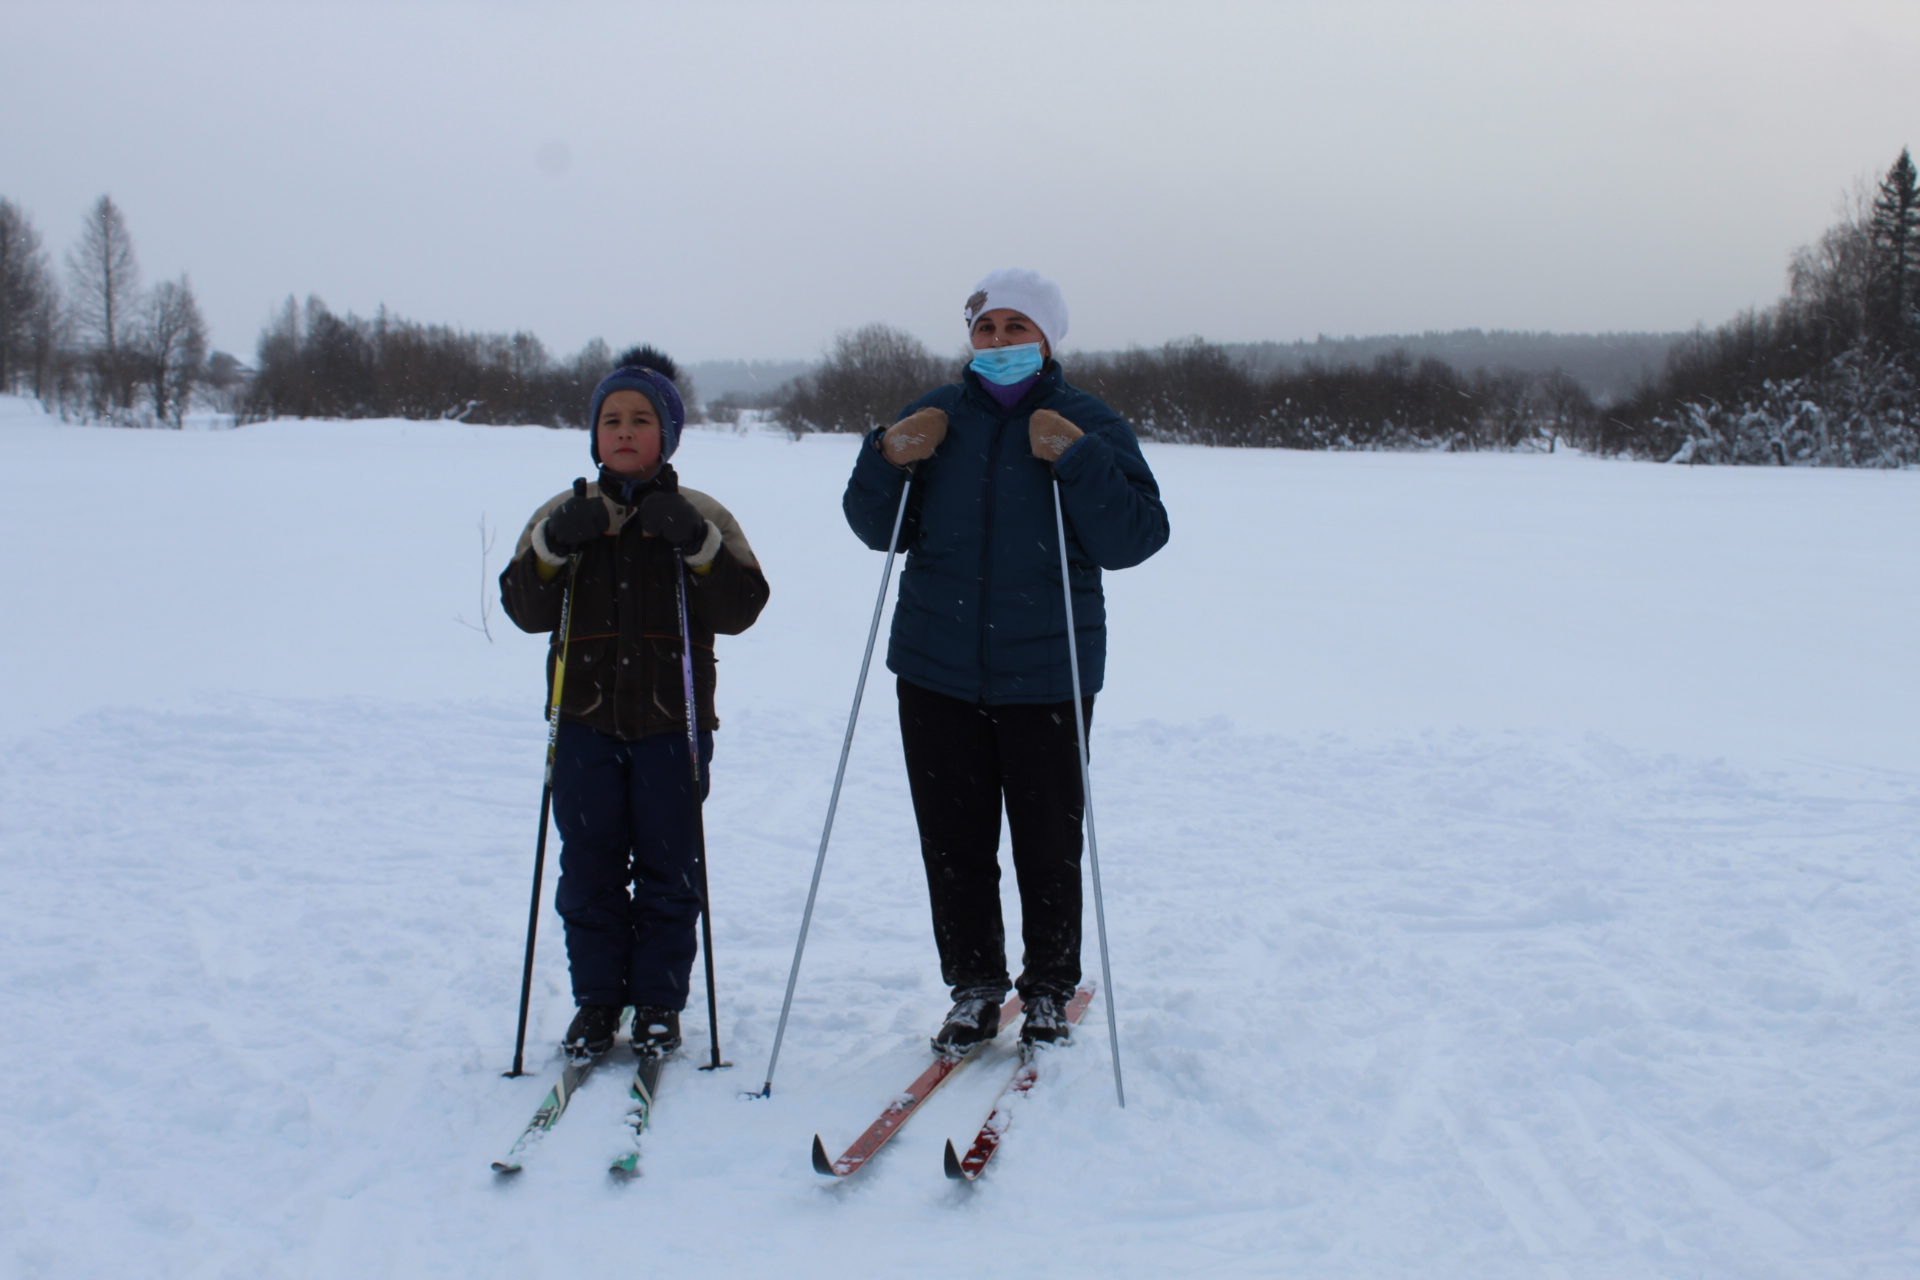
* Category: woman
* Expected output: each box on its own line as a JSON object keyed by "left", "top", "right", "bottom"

{"left": 501, "top": 347, "right": 769, "bottom": 1061}
{"left": 842, "top": 269, "right": 1169, "bottom": 1055}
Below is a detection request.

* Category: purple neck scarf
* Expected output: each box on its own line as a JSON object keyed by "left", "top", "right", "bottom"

{"left": 981, "top": 372, "right": 1040, "bottom": 410}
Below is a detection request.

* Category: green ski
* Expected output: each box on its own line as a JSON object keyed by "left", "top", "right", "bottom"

{"left": 609, "top": 1054, "right": 667, "bottom": 1180}
{"left": 494, "top": 1008, "right": 630, "bottom": 1175}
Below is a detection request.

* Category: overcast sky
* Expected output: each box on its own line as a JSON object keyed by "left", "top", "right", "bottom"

{"left": 5, "top": 0, "right": 1918, "bottom": 363}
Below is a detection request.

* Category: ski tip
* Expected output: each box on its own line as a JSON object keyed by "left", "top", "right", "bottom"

{"left": 943, "top": 1139, "right": 969, "bottom": 1182}
{"left": 491, "top": 1161, "right": 523, "bottom": 1176}
{"left": 608, "top": 1159, "right": 639, "bottom": 1182}
{"left": 811, "top": 1134, "right": 835, "bottom": 1176}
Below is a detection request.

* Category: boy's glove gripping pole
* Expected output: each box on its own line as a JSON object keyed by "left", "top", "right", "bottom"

{"left": 643, "top": 490, "right": 707, "bottom": 554}
{"left": 543, "top": 477, "right": 609, "bottom": 556}
{"left": 748, "top": 469, "right": 914, "bottom": 1099}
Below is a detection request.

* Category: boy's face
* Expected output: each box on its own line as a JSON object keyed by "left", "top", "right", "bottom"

{"left": 598, "top": 389, "right": 662, "bottom": 476}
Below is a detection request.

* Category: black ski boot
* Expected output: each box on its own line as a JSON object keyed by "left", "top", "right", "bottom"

{"left": 1019, "top": 993, "right": 1071, "bottom": 1051}
{"left": 563, "top": 1004, "right": 622, "bottom": 1061}
{"left": 631, "top": 1005, "right": 682, "bottom": 1059}
{"left": 931, "top": 995, "right": 1002, "bottom": 1060}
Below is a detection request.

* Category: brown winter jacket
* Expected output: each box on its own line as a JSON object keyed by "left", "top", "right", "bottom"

{"left": 499, "top": 464, "right": 769, "bottom": 740}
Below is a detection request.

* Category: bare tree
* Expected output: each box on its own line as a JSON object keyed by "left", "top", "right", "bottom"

{"left": 66, "top": 195, "right": 141, "bottom": 412}
{"left": 1787, "top": 185, "right": 1873, "bottom": 349}
{"left": 138, "top": 275, "right": 208, "bottom": 426}
{"left": 776, "top": 323, "right": 947, "bottom": 434}
{"left": 455, "top": 515, "right": 498, "bottom": 641}
{"left": 0, "top": 198, "right": 54, "bottom": 394}
{"left": 1526, "top": 369, "right": 1593, "bottom": 451}
{"left": 26, "top": 276, "right": 67, "bottom": 403}
{"left": 198, "top": 350, "right": 247, "bottom": 413}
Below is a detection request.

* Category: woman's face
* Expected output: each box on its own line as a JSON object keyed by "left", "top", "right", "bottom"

{"left": 597, "top": 389, "right": 662, "bottom": 476}
{"left": 970, "top": 308, "right": 1049, "bottom": 359}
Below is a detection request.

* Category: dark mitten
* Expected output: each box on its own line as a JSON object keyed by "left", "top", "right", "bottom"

{"left": 639, "top": 490, "right": 708, "bottom": 554}
{"left": 543, "top": 478, "right": 610, "bottom": 554}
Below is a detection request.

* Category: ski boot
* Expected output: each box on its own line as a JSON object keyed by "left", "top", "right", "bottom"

{"left": 1019, "top": 993, "right": 1072, "bottom": 1051}
{"left": 631, "top": 1006, "right": 682, "bottom": 1059}
{"left": 562, "top": 1004, "right": 622, "bottom": 1062}
{"left": 931, "top": 995, "right": 1001, "bottom": 1060}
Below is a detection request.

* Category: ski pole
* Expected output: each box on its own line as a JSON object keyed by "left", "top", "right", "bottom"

{"left": 1052, "top": 475, "right": 1125, "bottom": 1108}
{"left": 751, "top": 472, "right": 914, "bottom": 1098}
{"left": 506, "top": 555, "right": 580, "bottom": 1078}
{"left": 676, "top": 561, "right": 730, "bottom": 1071}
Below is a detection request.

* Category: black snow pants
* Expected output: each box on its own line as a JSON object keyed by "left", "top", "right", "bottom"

{"left": 896, "top": 676, "right": 1091, "bottom": 1003}
{"left": 551, "top": 720, "right": 713, "bottom": 1011}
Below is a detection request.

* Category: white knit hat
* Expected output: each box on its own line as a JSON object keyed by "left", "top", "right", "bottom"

{"left": 963, "top": 268, "right": 1070, "bottom": 350}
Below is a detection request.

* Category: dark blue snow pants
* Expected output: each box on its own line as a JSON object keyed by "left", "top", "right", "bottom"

{"left": 551, "top": 720, "right": 713, "bottom": 1011}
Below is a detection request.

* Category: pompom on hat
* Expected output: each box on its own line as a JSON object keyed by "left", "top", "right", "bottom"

{"left": 963, "top": 269, "right": 1069, "bottom": 351}
{"left": 588, "top": 345, "right": 686, "bottom": 468}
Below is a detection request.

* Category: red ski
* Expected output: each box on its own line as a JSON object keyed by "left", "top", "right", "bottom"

{"left": 943, "top": 984, "right": 1095, "bottom": 1182}
{"left": 811, "top": 995, "right": 1023, "bottom": 1178}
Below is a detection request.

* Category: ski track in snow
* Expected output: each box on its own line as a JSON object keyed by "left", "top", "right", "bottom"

{"left": 3, "top": 400, "right": 1920, "bottom": 1277}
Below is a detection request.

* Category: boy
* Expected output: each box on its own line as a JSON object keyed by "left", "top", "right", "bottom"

{"left": 501, "top": 347, "right": 769, "bottom": 1060}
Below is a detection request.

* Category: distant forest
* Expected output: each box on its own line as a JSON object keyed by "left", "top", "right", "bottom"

{"left": 766, "top": 326, "right": 1601, "bottom": 454}
{"left": 768, "top": 149, "right": 1920, "bottom": 465}
{"left": 688, "top": 333, "right": 1676, "bottom": 410}
{"left": 1221, "top": 331, "right": 1679, "bottom": 405}
{"left": 3, "top": 149, "right": 1915, "bottom": 464}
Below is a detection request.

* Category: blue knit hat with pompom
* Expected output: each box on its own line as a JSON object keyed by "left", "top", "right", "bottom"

{"left": 588, "top": 345, "right": 686, "bottom": 470}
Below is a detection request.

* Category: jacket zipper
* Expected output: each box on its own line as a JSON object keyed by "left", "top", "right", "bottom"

{"left": 976, "top": 410, "right": 1006, "bottom": 700}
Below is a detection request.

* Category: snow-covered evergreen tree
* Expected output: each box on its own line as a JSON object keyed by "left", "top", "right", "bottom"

{"left": 1867, "top": 148, "right": 1920, "bottom": 351}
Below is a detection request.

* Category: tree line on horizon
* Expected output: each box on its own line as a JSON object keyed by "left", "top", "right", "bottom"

{"left": 0, "top": 194, "right": 660, "bottom": 429}
{"left": 766, "top": 324, "right": 1598, "bottom": 453}
{"left": 240, "top": 297, "right": 658, "bottom": 427}
{"left": 5, "top": 149, "right": 1915, "bottom": 464}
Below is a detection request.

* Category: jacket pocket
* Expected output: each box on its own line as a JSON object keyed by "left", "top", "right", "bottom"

{"left": 554, "top": 635, "right": 618, "bottom": 717}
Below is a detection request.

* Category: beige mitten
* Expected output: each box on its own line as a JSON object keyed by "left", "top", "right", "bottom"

{"left": 882, "top": 408, "right": 949, "bottom": 466}
{"left": 1029, "top": 409, "right": 1084, "bottom": 461}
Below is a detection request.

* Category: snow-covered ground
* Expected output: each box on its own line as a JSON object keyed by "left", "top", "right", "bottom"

{"left": 3, "top": 394, "right": 1919, "bottom": 1278}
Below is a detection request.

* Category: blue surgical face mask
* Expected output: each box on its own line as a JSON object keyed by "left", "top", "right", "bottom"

{"left": 969, "top": 342, "right": 1045, "bottom": 386}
